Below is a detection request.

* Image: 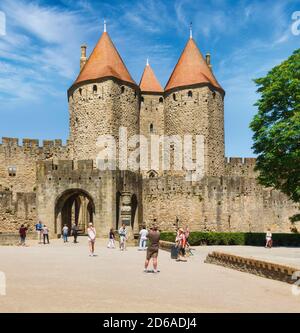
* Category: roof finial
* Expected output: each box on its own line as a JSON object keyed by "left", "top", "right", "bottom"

{"left": 190, "top": 22, "right": 193, "bottom": 39}
{"left": 104, "top": 20, "right": 107, "bottom": 32}
{"left": 146, "top": 58, "right": 149, "bottom": 66}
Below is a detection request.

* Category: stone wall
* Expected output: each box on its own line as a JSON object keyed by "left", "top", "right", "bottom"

{"left": 164, "top": 85, "right": 225, "bottom": 177}
{"left": 68, "top": 79, "right": 140, "bottom": 163}
{"left": 0, "top": 191, "right": 37, "bottom": 233}
{"left": 142, "top": 175, "right": 299, "bottom": 233}
{"left": 139, "top": 93, "right": 164, "bottom": 177}
{"left": 0, "top": 137, "right": 69, "bottom": 195}
{"left": 224, "top": 157, "right": 257, "bottom": 178}
{"left": 36, "top": 160, "right": 141, "bottom": 237}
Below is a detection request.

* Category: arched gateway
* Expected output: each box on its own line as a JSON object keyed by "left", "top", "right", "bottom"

{"left": 36, "top": 161, "right": 142, "bottom": 239}
{"left": 55, "top": 189, "right": 95, "bottom": 235}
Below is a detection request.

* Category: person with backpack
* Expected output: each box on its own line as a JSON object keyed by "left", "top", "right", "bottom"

{"left": 62, "top": 224, "right": 69, "bottom": 243}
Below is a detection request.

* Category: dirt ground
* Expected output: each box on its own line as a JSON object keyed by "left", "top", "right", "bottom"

{"left": 0, "top": 238, "right": 299, "bottom": 313}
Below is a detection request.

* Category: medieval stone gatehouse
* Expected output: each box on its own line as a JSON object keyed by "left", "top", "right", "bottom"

{"left": 0, "top": 26, "right": 298, "bottom": 237}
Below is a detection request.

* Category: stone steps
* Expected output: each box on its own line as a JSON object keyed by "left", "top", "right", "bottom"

{"left": 205, "top": 251, "right": 300, "bottom": 284}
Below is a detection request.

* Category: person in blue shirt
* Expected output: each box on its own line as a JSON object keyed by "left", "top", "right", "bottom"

{"left": 35, "top": 221, "right": 43, "bottom": 244}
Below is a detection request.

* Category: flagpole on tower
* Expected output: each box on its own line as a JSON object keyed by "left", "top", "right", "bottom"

{"left": 190, "top": 22, "right": 193, "bottom": 39}
{"left": 104, "top": 20, "right": 107, "bottom": 32}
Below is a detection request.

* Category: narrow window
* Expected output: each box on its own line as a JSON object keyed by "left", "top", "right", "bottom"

{"left": 8, "top": 166, "right": 16, "bottom": 177}
{"left": 188, "top": 90, "right": 193, "bottom": 98}
{"left": 159, "top": 97, "right": 163, "bottom": 104}
{"left": 93, "top": 85, "right": 97, "bottom": 94}
{"left": 79, "top": 88, "right": 82, "bottom": 96}
{"left": 173, "top": 93, "right": 177, "bottom": 101}
{"left": 212, "top": 91, "right": 216, "bottom": 99}
{"left": 121, "top": 86, "right": 125, "bottom": 94}
{"left": 150, "top": 123, "right": 154, "bottom": 133}
{"left": 141, "top": 96, "right": 144, "bottom": 103}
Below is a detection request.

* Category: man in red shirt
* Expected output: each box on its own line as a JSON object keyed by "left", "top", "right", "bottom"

{"left": 19, "top": 224, "right": 28, "bottom": 246}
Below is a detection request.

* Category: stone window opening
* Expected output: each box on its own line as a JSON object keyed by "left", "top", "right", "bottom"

{"left": 212, "top": 91, "right": 216, "bottom": 99}
{"left": 79, "top": 88, "right": 82, "bottom": 96}
{"left": 188, "top": 90, "right": 193, "bottom": 98}
{"left": 173, "top": 93, "right": 177, "bottom": 101}
{"left": 121, "top": 86, "right": 125, "bottom": 94}
{"left": 159, "top": 97, "right": 163, "bottom": 104}
{"left": 8, "top": 166, "right": 16, "bottom": 177}
{"left": 93, "top": 85, "right": 97, "bottom": 94}
{"left": 141, "top": 96, "right": 144, "bottom": 103}
{"left": 147, "top": 170, "right": 158, "bottom": 178}
{"left": 150, "top": 123, "right": 154, "bottom": 133}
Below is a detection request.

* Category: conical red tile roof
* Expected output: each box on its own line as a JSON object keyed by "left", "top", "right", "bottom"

{"left": 139, "top": 62, "right": 163, "bottom": 93}
{"left": 165, "top": 38, "right": 224, "bottom": 92}
{"left": 74, "top": 32, "right": 136, "bottom": 86}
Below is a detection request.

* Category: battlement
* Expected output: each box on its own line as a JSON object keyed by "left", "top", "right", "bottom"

{"left": 36, "top": 160, "right": 101, "bottom": 179}
{"left": 0, "top": 137, "right": 67, "bottom": 149}
{"left": 224, "top": 157, "right": 257, "bottom": 178}
{"left": 225, "top": 157, "right": 256, "bottom": 166}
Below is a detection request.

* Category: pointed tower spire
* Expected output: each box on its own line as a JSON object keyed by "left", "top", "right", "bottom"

{"left": 104, "top": 20, "right": 107, "bottom": 32}
{"left": 165, "top": 37, "right": 224, "bottom": 92}
{"left": 190, "top": 22, "right": 193, "bottom": 39}
{"left": 139, "top": 61, "right": 163, "bottom": 93}
{"left": 73, "top": 30, "right": 136, "bottom": 86}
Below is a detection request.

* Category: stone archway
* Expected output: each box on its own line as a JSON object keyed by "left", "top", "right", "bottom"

{"left": 55, "top": 189, "right": 95, "bottom": 235}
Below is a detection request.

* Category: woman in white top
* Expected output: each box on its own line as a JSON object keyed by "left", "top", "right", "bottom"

{"left": 87, "top": 222, "right": 96, "bottom": 256}
{"left": 265, "top": 229, "right": 272, "bottom": 248}
{"left": 139, "top": 225, "right": 148, "bottom": 250}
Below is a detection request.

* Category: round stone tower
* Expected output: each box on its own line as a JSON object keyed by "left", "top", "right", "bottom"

{"left": 139, "top": 60, "right": 164, "bottom": 177}
{"left": 67, "top": 28, "right": 140, "bottom": 166}
{"left": 164, "top": 33, "right": 225, "bottom": 178}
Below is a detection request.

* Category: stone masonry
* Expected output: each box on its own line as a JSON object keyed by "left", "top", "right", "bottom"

{"left": 0, "top": 28, "right": 298, "bottom": 237}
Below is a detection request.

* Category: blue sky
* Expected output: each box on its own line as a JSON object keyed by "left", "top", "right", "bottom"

{"left": 0, "top": 0, "right": 299, "bottom": 157}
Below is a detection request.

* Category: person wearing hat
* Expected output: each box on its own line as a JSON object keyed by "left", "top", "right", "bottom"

{"left": 176, "top": 228, "right": 187, "bottom": 262}
{"left": 144, "top": 225, "right": 160, "bottom": 273}
{"left": 87, "top": 222, "right": 96, "bottom": 256}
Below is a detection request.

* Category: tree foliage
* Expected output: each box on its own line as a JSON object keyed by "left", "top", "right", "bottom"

{"left": 250, "top": 49, "right": 300, "bottom": 203}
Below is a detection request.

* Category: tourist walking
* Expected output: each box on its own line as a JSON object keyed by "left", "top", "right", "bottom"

{"left": 72, "top": 223, "right": 79, "bottom": 243}
{"left": 35, "top": 221, "right": 43, "bottom": 244}
{"left": 144, "top": 225, "right": 160, "bottom": 273}
{"left": 118, "top": 223, "right": 128, "bottom": 251}
{"left": 62, "top": 224, "right": 69, "bottom": 243}
{"left": 107, "top": 228, "right": 116, "bottom": 249}
{"left": 87, "top": 222, "right": 96, "bottom": 256}
{"left": 139, "top": 225, "right": 148, "bottom": 250}
{"left": 42, "top": 225, "right": 50, "bottom": 244}
{"left": 184, "top": 225, "right": 190, "bottom": 246}
{"left": 176, "top": 228, "right": 187, "bottom": 261}
{"left": 265, "top": 229, "right": 272, "bottom": 248}
{"left": 184, "top": 225, "right": 193, "bottom": 256}
{"left": 19, "top": 224, "right": 28, "bottom": 246}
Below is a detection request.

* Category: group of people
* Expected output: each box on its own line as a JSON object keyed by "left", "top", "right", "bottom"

{"left": 96, "top": 223, "right": 161, "bottom": 274}
{"left": 106, "top": 224, "right": 128, "bottom": 250}
{"left": 18, "top": 222, "right": 50, "bottom": 246}
{"left": 61, "top": 223, "right": 79, "bottom": 243}
{"left": 174, "top": 226, "right": 190, "bottom": 261}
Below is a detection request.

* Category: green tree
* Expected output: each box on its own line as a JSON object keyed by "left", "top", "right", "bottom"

{"left": 250, "top": 48, "right": 300, "bottom": 203}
